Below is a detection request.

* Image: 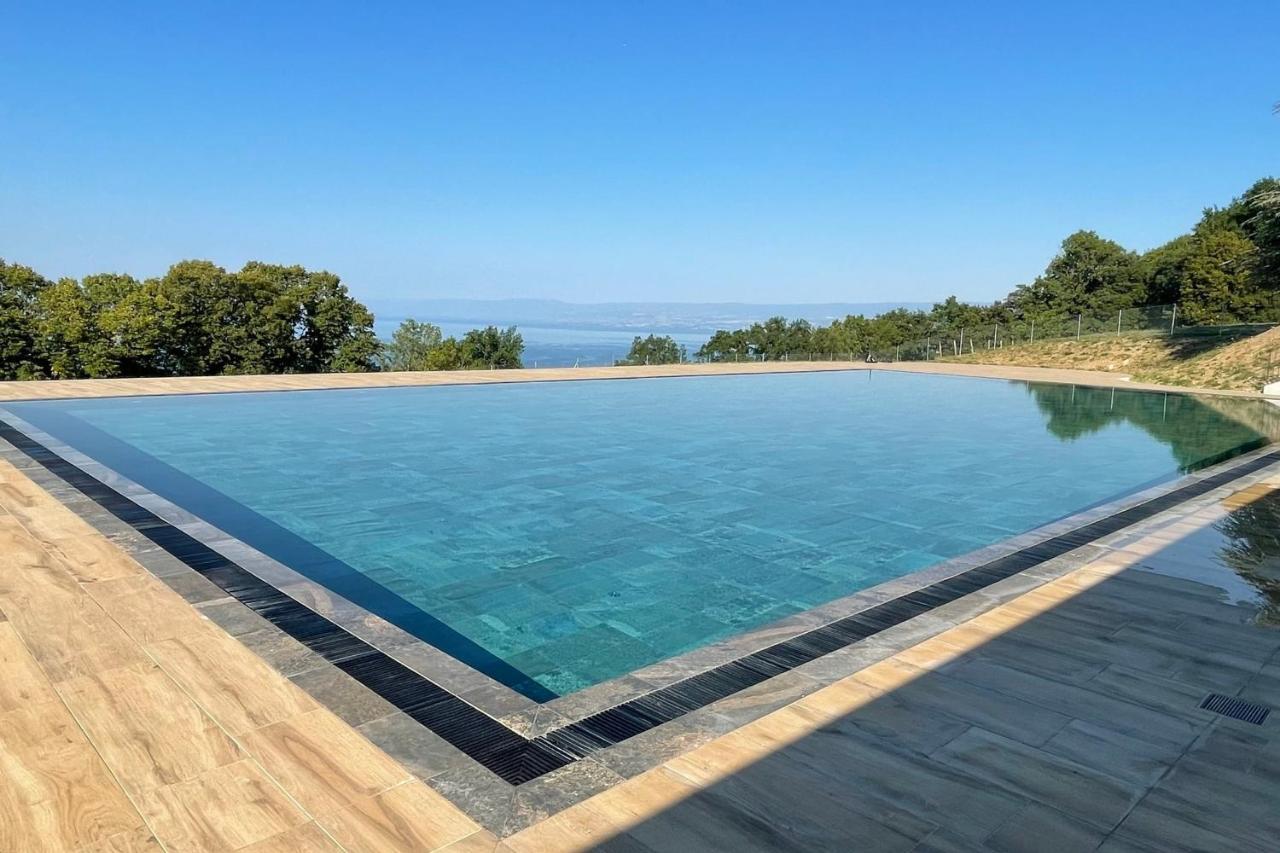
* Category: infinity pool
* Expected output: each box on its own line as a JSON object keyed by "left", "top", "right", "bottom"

{"left": 5, "top": 372, "right": 1271, "bottom": 697}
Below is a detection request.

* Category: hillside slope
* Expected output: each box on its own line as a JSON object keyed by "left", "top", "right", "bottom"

{"left": 941, "top": 326, "right": 1280, "bottom": 392}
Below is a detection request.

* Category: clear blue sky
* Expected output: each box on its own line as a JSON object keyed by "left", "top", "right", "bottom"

{"left": 2, "top": 1, "right": 1277, "bottom": 304}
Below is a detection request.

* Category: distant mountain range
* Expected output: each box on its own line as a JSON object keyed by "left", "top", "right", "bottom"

{"left": 368, "top": 298, "right": 934, "bottom": 334}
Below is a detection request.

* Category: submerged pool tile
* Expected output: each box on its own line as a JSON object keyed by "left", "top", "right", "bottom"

{"left": 6, "top": 372, "right": 1275, "bottom": 696}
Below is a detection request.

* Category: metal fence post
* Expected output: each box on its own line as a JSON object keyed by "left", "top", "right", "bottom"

{"left": 1170, "top": 304, "right": 1177, "bottom": 335}
{"left": 1030, "top": 319, "right": 1035, "bottom": 345}
{"left": 1117, "top": 309, "right": 1123, "bottom": 335}
{"left": 1076, "top": 314, "right": 1082, "bottom": 340}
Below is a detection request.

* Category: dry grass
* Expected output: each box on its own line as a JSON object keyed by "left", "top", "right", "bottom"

{"left": 941, "top": 326, "right": 1280, "bottom": 392}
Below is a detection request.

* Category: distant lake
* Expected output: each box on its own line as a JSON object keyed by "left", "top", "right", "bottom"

{"left": 374, "top": 318, "right": 709, "bottom": 367}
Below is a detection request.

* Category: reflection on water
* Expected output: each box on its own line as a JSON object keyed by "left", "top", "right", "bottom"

{"left": 1027, "top": 383, "right": 1280, "bottom": 472}
{"left": 1217, "top": 491, "right": 1280, "bottom": 625}
{"left": 1027, "top": 382, "right": 1280, "bottom": 623}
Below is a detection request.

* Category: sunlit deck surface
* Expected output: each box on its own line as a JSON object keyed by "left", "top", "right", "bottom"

{"left": 1, "top": 364, "right": 1278, "bottom": 852}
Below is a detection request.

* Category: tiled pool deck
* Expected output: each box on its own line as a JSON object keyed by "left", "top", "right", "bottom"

{"left": 1, "top": 363, "right": 1278, "bottom": 851}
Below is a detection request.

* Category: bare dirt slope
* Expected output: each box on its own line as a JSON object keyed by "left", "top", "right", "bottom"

{"left": 941, "top": 326, "right": 1280, "bottom": 391}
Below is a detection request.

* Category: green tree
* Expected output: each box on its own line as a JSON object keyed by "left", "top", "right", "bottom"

{"left": 148, "top": 260, "right": 231, "bottom": 375}
{"left": 377, "top": 319, "right": 528, "bottom": 372}
{"left": 929, "top": 296, "right": 987, "bottom": 336}
{"left": 291, "top": 268, "right": 379, "bottom": 373}
{"left": 1138, "top": 235, "right": 1196, "bottom": 306}
{"left": 142, "top": 260, "right": 379, "bottom": 376}
{"left": 697, "top": 328, "right": 752, "bottom": 361}
{"left": 35, "top": 277, "right": 98, "bottom": 378}
{"left": 1178, "top": 228, "right": 1257, "bottom": 325}
{"left": 1240, "top": 178, "right": 1280, "bottom": 298}
{"left": 0, "top": 259, "right": 50, "bottom": 379}
{"left": 460, "top": 325, "right": 523, "bottom": 369}
{"left": 380, "top": 319, "right": 445, "bottom": 371}
{"left": 424, "top": 337, "right": 468, "bottom": 370}
{"left": 615, "top": 334, "right": 686, "bottom": 365}
{"left": 1008, "top": 231, "right": 1143, "bottom": 316}
{"left": 97, "top": 275, "right": 168, "bottom": 377}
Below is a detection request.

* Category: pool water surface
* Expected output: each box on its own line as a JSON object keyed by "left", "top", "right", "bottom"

{"left": 5, "top": 371, "right": 1271, "bottom": 698}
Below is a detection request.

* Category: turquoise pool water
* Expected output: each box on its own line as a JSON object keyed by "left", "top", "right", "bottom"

{"left": 5, "top": 372, "right": 1271, "bottom": 697}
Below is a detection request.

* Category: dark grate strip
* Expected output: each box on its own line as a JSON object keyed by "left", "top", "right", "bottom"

{"left": 1200, "top": 693, "right": 1271, "bottom": 725}
{"left": 0, "top": 416, "right": 1274, "bottom": 785}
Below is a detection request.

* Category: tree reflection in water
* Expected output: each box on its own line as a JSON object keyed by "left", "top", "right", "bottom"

{"left": 1028, "top": 381, "right": 1280, "bottom": 622}
{"left": 1217, "top": 492, "right": 1280, "bottom": 625}
{"left": 1026, "top": 382, "right": 1280, "bottom": 472}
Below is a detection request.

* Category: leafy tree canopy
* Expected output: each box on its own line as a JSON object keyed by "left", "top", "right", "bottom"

{"left": 461, "top": 325, "right": 524, "bottom": 369}
{"left": 1006, "top": 231, "right": 1143, "bottom": 317}
{"left": 379, "top": 319, "right": 445, "bottom": 371}
{"left": 616, "top": 335, "right": 686, "bottom": 366}
{"left": 1, "top": 259, "right": 379, "bottom": 379}
{"left": 0, "top": 259, "right": 50, "bottom": 380}
{"left": 379, "top": 321, "right": 525, "bottom": 372}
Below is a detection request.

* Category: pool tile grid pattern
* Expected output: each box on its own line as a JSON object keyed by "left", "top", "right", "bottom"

{"left": 3, "top": 414, "right": 1277, "bottom": 789}
{"left": 5, "top": 398, "right": 1230, "bottom": 733}
{"left": 8, "top": 371, "right": 1271, "bottom": 699}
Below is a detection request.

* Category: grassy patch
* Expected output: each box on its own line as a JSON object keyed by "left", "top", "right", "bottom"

{"left": 940, "top": 326, "right": 1280, "bottom": 391}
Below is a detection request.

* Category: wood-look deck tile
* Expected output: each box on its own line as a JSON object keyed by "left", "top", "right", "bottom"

{"left": 135, "top": 759, "right": 310, "bottom": 852}
{"left": 500, "top": 767, "right": 695, "bottom": 853}
{"left": 0, "top": 622, "right": 61, "bottom": 711}
{"left": 1040, "top": 719, "right": 1182, "bottom": 787}
{"left": 1112, "top": 784, "right": 1278, "bottom": 853}
{"left": 319, "top": 779, "right": 482, "bottom": 853}
{"left": 646, "top": 748, "right": 935, "bottom": 852}
{"left": 30, "top": 530, "right": 144, "bottom": 584}
{"left": 237, "top": 822, "right": 343, "bottom": 852}
{"left": 982, "top": 802, "right": 1107, "bottom": 853}
{"left": 58, "top": 662, "right": 243, "bottom": 799}
{"left": 932, "top": 728, "right": 1144, "bottom": 831}
{"left": 0, "top": 488, "right": 100, "bottom": 542}
{"left": 85, "top": 574, "right": 221, "bottom": 646}
{"left": 435, "top": 830, "right": 501, "bottom": 852}
{"left": 660, "top": 726, "right": 793, "bottom": 788}
{"left": 850, "top": 658, "right": 1073, "bottom": 748}
{"left": 239, "top": 708, "right": 411, "bottom": 817}
{"left": 1219, "top": 482, "right": 1277, "bottom": 510}
{"left": 0, "top": 700, "right": 146, "bottom": 852}
{"left": 0, "top": 540, "right": 153, "bottom": 682}
{"left": 776, "top": 724, "right": 1027, "bottom": 844}
{"left": 73, "top": 825, "right": 164, "bottom": 853}
{"left": 947, "top": 657, "right": 1207, "bottom": 746}
{"left": 146, "top": 630, "right": 319, "bottom": 735}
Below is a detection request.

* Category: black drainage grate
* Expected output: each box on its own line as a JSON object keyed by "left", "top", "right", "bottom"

{"left": 1200, "top": 693, "right": 1271, "bottom": 725}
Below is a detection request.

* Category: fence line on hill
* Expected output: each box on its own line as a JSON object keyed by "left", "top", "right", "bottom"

{"left": 865, "top": 304, "right": 1183, "bottom": 364}
{"left": 671, "top": 302, "right": 1280, "bottom": 391}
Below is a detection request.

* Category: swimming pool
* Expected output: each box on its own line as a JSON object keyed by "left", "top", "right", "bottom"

{"left": 3, "top": 371, "right": 1271, "bottom": 699}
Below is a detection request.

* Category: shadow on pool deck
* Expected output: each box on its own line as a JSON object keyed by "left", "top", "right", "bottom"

{"left": 586, "top": 501, "right": 1280, "bottom": 852}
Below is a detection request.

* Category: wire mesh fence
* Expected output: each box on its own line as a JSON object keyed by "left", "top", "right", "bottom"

{"left": 867, "top": 304, "right": 1182, "bottom": 363}
{"left": 673, "top": 301, "right": 1280, "bottom": 391}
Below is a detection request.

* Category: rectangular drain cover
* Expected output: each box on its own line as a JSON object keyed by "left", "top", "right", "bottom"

{"left": 1200, "top": 693, "right": 1271, "bottom": 725}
